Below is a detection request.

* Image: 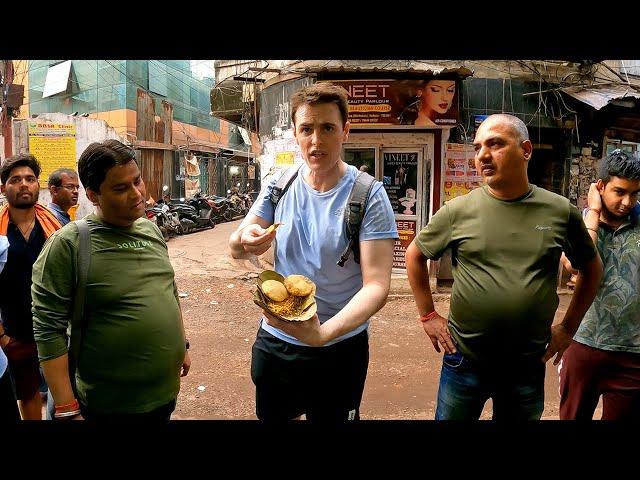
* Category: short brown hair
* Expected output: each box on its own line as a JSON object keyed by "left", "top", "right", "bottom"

{"left": 290, "top": 82, "right": 349, "bottom": 128}
{"left": 1, "top": 153, "right": 41, "bottom": 184}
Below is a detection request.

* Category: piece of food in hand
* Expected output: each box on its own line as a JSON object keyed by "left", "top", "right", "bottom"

{"left": 284, "top": 274, "right": 314, "bottom": 297}
{"left": 261, "top": 279, "right": 290, "bottom": 302}
{"left": 265, "top": 223, "right": 283, "bottom": 234}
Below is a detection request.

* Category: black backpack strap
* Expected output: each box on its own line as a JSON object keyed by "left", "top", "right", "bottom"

{"left": 337, "top": 171, "right": 377, "bottom": 267}
{"left": 68, "top": 219, "right": 91, "bottom": 364}
{"left": 269, "top": 163, "right": 303, "bottom": 208}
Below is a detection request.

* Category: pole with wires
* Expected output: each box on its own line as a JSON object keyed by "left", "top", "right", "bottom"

{"left": 1, "top": 60, "right": 15, "bottom": 159}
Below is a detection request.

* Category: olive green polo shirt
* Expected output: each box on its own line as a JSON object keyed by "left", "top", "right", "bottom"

{"left": 416, "top": 185, "right": 597, "bottom": 363}
{"left": 32, "top": 214, "right": 185, "bottom": 414}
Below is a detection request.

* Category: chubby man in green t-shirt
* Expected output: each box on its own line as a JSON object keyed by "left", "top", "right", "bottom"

{"left": 32, "top": 139, "right": 190, "bottom": 420}
{"left": 406, "top": 114, "right": 603, "bottom": 420}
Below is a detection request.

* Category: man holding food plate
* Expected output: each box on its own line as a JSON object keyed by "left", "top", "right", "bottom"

{"left": 229, "top": 82, "right": 397, "bottom": 421}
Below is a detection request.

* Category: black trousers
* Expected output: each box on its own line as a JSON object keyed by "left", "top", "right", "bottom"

{"left": 0, "top": 366, "right": 20, "bottom": 422}
{"left": 251, "top": 327, "right": 369, "bottom": 422}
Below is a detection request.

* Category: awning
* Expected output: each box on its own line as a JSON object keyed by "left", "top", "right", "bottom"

{"left": 561, "top": 84, "right": 640, "bottom": 110}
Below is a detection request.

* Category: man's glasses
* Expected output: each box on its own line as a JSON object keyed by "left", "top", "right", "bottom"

{"left": 61, "top": 184, "right": 80, "bottom": 192}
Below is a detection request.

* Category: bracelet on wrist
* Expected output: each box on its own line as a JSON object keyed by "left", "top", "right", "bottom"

{"left": 419, "top": 311, "right": 439, "bottom": 323}
{"left": 55, "top": 398, "right": 80, "bottom": 414}
{"left": 54, "top": 409, "right": 81, "bottom": 419}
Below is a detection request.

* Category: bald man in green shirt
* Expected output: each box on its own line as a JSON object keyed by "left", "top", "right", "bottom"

{"left": 406, "top": 114, "right": 603, "bottom": 420}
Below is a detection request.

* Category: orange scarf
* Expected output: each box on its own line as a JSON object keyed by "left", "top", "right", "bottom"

{"left": 0, "top": 203, "right": 62, "bottom": 239}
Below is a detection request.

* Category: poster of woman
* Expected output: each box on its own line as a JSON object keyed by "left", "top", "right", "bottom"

{"left": 397, "top": 78, "right": 458, "bottom": 126}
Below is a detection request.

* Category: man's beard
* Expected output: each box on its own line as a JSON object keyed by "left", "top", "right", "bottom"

{"left": 9, "top": 191, "right": 38, "bottom": 209}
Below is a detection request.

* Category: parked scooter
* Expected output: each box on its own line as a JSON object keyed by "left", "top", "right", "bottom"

{"left": 186, "top": 191, "right": 217, "bottom": 228}
{"left": 170, "top": 194, "right": 215, "bottom": 234}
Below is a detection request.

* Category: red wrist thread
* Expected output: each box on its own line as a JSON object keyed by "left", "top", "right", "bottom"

{"left": 55, "top": 399, "right": 80, "bottom": 414}
{"left": 419, "top": 311, "right": 439, "bottom": 323}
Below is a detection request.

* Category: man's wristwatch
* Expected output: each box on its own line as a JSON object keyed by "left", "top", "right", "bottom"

{"left": 185, "top": 339, "right": 190, "bottom": 350}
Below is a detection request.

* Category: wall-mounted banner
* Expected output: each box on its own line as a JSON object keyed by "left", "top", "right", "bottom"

{"left": 393, "top": 220, "right": 416, "bottom": 269}
{"left": 443, "top": 143, "right": 483, "bottom": 202}
{"left": 27, "top": 122, "right": 76, "bottom": 188}
{"left": 382, "top": 152, "right": 419, "bottom": 215}
{"left": 332, "top": 79, "right": 458, "bottom": 127}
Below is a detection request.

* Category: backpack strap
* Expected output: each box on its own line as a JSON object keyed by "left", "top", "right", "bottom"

{"left": 337, "top": 171, "right": 376, "bottom": 267}
{"left": 68, "top": 219, "right": 91, "bottom": 363}
{"left": 269, "top": 163, "right": 303, "bottom": 208}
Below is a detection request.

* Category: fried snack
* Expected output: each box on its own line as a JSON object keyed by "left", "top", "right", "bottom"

{"left": 284, "top": 275, "right": 314, "bottom": 297}
{"left": 261, "top": 280, "right": 289, "bottom": 302}
{"left": 265, "top": 223, "right": 283, "bottom": 234}
{"left": 269, "top": 295, "right": 305, "bottom": 317}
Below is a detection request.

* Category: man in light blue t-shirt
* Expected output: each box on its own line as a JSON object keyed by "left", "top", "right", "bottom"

{"left": 229, "top": 82, "right": 398, "bottom": 421}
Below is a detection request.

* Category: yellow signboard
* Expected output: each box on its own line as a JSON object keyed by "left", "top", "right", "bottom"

{"left": 275, "top": 152, "right": 294, "bottom": 166}
{"left": 28, "top": 122, "right": 77, "bottom": 188}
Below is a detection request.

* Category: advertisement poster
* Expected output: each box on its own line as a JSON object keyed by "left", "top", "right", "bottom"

{"left": 382, "top": 152, "right": 418, "bottom": 215}
{"left": 275, "top": 152, "right": 294, "bottom": 166}
{"left": 332, "top": 79, "right": 459, "bottom": 127}
{"left": 27, "top": 122, "right": 76, "bottom": 188}
{"left": 443, "top": 143, "right": 483, "bottom": 202}
{"left": 393, "top": 220, "right": 416, "bottom": 269}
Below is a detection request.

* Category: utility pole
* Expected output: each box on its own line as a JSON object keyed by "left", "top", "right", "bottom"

{"left": 1, "top": 60, "right": 15, "bottom": 160}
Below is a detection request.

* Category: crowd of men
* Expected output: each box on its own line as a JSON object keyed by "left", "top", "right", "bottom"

{"left": 1, "top": 82, "right": 638, "bottom": 421}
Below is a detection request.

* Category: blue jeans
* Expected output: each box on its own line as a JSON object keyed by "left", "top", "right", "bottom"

{"left": 435, "top": 350, "right": 545, "bottom": 420}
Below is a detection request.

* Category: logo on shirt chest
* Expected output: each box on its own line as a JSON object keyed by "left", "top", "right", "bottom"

{"left": 117, "top": 240, "right": 152, "bottom": 250}
{"left": 535, "top": 225, "right": 552, "bottom": 231}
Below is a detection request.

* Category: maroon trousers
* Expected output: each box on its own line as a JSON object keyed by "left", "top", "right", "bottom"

{"left": 559, "top": 340, "right": 640, "bottom": 420}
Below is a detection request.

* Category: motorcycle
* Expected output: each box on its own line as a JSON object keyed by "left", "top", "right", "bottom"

{"left": 236, "top": 183, "right": 255, "bottom": 212}
{"left": 151, "top": 186, "right": 185, "bottom": 239}
{"left": 186, "top": 191, "right": 217, "bottom": 228}
{"left": 204, "top": 194, "right": 230, "bottom": 224}
{"left": 224, "top": 187, "right": 248, "bottom": 221}
{"left": 154, "top": 202, "right": 183, "bottom": 238}
{"left": 170, "top": 195, "right": 214, "bottom": 234}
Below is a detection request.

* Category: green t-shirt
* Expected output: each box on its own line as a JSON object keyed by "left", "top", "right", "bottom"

{"left": 415, "top": 185, "right": 597, "bottom": 363}
{"left": 32, "top": 214, "right": 185, "bottom": 414}
{"left": 574, "top": 219, "right": 640, "bottom": 353}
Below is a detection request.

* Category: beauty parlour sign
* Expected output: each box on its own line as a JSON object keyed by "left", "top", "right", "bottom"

{"left": 332, "top": 79, "right": 459, "bottom": 127}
